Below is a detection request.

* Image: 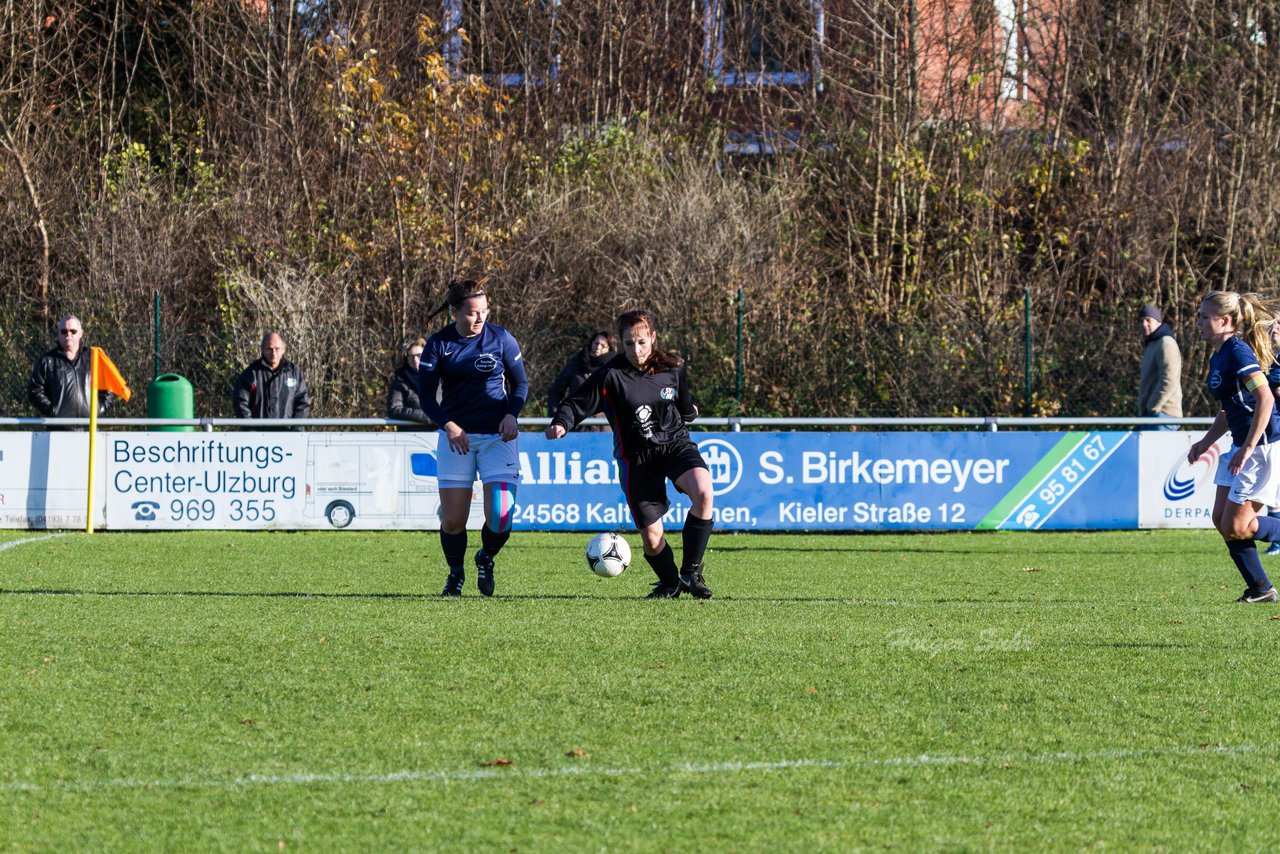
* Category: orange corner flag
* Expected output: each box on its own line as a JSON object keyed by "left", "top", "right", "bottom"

{"left": 91, "top": 346, "right": 132, "bottom": 403}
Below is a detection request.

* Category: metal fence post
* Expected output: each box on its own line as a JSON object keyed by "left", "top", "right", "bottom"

{"left": 1023, "top": 288, "right": 1032, "bottom": 417}
{"left": 735, "top": 287, "right": 744, "bottom": 409}
{"left": 153, "top": 290, "right": 161, "bottom": 381}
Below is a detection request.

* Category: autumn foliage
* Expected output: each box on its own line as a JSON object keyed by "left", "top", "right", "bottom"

{"left": 1, "top": 0, "right": 1278, "bottom": 418}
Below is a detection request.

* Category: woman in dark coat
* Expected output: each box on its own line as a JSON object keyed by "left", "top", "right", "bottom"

{"left": 547, "top": 330, "right": 613, "bottom": 431}
{"left": 387, "top": 337, "right": 430, "bottom": 429}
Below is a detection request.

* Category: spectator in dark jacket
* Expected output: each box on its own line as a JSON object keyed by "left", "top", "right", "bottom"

{"left": 547, "top": 331, "right": 613, "bottom": 432}
{"left": 387, "top": 337, "right": 431, "bottom": 429}
{"left": 233, "top": 331, "right": 311, "bottom": 422}
{"left": 27, "top": 314, "right": 113, "bottom": 421}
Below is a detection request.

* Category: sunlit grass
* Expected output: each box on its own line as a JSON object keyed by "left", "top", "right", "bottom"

{"left": 0, "top": 529, "right": 1276, "bottom": 850}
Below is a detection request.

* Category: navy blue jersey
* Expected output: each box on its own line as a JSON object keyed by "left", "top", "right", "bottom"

{"left": 1208, "top": 337, "right": 1280, "bottom": 446}
{"left": 1269, "top": 358, "right": 1280, "bottom": 395}
{"left": 418, "top": 323, "right": 528, "bottom": 434}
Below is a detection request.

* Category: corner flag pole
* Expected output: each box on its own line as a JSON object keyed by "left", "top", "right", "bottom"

{"left": 85, "top": 353, "right": 99, "bottom": 534}
{"left": 83, "top": 346, "right": 131, "bottom": 533}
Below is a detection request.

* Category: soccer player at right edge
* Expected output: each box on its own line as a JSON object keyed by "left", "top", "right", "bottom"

{"left": 546, "top": 308, "right": 715, "bottom": 599}
{"left": 1188, "top": 291, "right": 1280, "bottom": 602}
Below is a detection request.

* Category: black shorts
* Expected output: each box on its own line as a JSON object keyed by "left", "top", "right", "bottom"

{"left": 618, "top": 440, "right": 708, "bottom": 528}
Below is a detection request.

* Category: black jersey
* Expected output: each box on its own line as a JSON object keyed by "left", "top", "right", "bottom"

{"left": 552, "top": 355, "right": 697, "bottom": 457}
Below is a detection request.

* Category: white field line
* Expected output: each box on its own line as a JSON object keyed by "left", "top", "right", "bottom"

{"left": 0, "top": 743, "right": 1264, "bottom": 795}
{"left": 0, "top": 533, "right": 66, "bottom": 553}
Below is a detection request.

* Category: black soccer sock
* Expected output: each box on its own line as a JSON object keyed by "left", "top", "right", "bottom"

{"left": 680, "top": 514, "right": 714, "bottom": 572}
{"left": 1255, "top": 514, "right": 1280, "bottom": 542}
{"left": 481, "top": 525, "right": 510, "bottom": 557}
{"left": 1227, "top": 539, "right": 1272, "bottom": 592}
{"left": 644, "top": 543, "right": 679, "bottom": 585}
{"left": 440, "top": 530, "right": 468, "bottom": 572}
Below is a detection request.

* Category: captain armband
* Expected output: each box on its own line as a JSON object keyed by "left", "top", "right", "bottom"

{"left": 1244, "top": 373, "right": 1267, "bottom": 393}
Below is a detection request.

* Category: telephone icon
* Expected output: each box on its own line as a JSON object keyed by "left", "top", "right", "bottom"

{"left": 131, "top": 501, "right": 161, "bottom": 521}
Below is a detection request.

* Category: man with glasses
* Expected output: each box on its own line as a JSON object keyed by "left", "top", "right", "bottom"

{"left": 27, "top": 315, "right": 112, "bottom": 422}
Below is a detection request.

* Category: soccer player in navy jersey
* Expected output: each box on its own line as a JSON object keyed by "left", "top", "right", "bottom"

{"left": 1264, "top": 319, "right": 1280, "bottom": 556}
{"left": 545, "top": 308, "right": 716, "bottom": 599}
{"left": 418, "top": 280, "right": 528, "bottom": 597}
{"left": 1188, "top": 291, "right": 1280, "bottom": 602}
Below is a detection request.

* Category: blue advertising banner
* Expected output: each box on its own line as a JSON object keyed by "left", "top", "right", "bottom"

{"left": 513, "top": 431, "right": 1139, "bottom": 531}
{"left": 0, "top": 429, "right": 1147, "bottom": 531}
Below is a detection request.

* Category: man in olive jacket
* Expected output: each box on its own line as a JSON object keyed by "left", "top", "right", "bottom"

{"left": 1137, "top": 304, "right": 1182, "bottom": 430}
{"left": 233, "top": 331, "right": 312, "bottom": 421}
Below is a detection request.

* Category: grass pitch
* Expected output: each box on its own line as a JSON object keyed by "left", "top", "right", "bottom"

{"left": 1, "top": 528, "right": 1277, "bottom": 851}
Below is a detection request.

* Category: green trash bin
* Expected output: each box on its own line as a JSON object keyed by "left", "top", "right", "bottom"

{"left": 147, "top": 373, "right": 194, "bottom": 432}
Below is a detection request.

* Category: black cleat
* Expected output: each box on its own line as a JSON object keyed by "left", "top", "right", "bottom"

{"left": 475, "top": 549, "right": 495, "bottom": 597}
{"left": 645, "top": 581, "right": 682, "bottom": 599}
{"left": 679, "top": 565, "right": 713, "bottom": 599}
{"left": 1236, "top": 586, "right": 1279, "bottom": 603}
{"left": 441, "top": 569, "right": 465, "bottom": 597}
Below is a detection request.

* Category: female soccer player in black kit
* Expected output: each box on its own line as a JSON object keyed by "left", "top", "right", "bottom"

{"left": 545, "top": 308, "right": 716, "bottom": 599}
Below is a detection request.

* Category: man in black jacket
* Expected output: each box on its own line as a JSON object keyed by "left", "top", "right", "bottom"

{"left": 27, "top": 314, "right": 112, "bottom": 421}
{"left": 232, "top": 331, "right": 312, "bottom": 422}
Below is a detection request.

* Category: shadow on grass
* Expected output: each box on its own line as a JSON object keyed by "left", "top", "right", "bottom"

{"left": 0, "top": 588, "right": 907, "bottom": 604}
{"left": 0, "top": 587, "right": 596, "bottom": 602}
{"left": 710, "top": 544, "right": 1201, "bottom": 557}
{"left": 0, "top": 588, "right": 1174, "bottom": 608}
{"left": 532, "top": 542, "right": 1195, "bottom": 558}
{"left": 0, "top": 588, "right": 973, "bottom": 605}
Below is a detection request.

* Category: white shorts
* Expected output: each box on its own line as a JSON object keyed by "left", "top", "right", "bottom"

{"left": 1214, "top": 443, "right": 1280, "bottom": 506}
{"left": 436, "top": 431, "right": 520, "bottom": 489}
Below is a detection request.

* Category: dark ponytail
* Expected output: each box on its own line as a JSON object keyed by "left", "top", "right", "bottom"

{"left": 428, "top": 278, "right": 487, "bottom": 321}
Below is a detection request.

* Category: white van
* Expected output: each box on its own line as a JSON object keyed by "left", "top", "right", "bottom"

{"left": 303, "top": 432, "right": 484, "bottom": 529}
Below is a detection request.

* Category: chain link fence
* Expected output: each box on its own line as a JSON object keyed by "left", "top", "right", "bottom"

{"left": 1, "top": 320, "right": 665, "bottom": 421}
{"left": 0, "top": 317, "right": 1217, "bottom": 423}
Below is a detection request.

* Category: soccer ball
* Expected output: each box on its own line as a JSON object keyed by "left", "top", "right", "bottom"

{"left": 585, "top": 532, "right": 631, "bottom": 578}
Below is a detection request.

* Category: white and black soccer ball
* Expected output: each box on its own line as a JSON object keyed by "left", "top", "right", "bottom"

{"left": 585, "top": 532, "right": 631, "bottom": 578}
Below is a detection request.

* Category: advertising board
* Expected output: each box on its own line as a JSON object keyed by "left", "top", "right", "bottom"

{"left": 0, "top": 432, "right": 95, "bottom": 529}
{"left": 1136, "top": 431, "right": 1232, "bottom": 528}
{"left": 513, "top": 431, "right": 1138, "bottom": 531}
{"left": 103, "top": 432, "right": 485, "bottom": 530}
{"left": 0, "top": 429, "right": 1209, "bottom": 532}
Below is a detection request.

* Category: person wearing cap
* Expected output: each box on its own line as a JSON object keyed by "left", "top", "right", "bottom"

{"left": 1137, "top": 304, "right": 1182, "bottom": 430}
